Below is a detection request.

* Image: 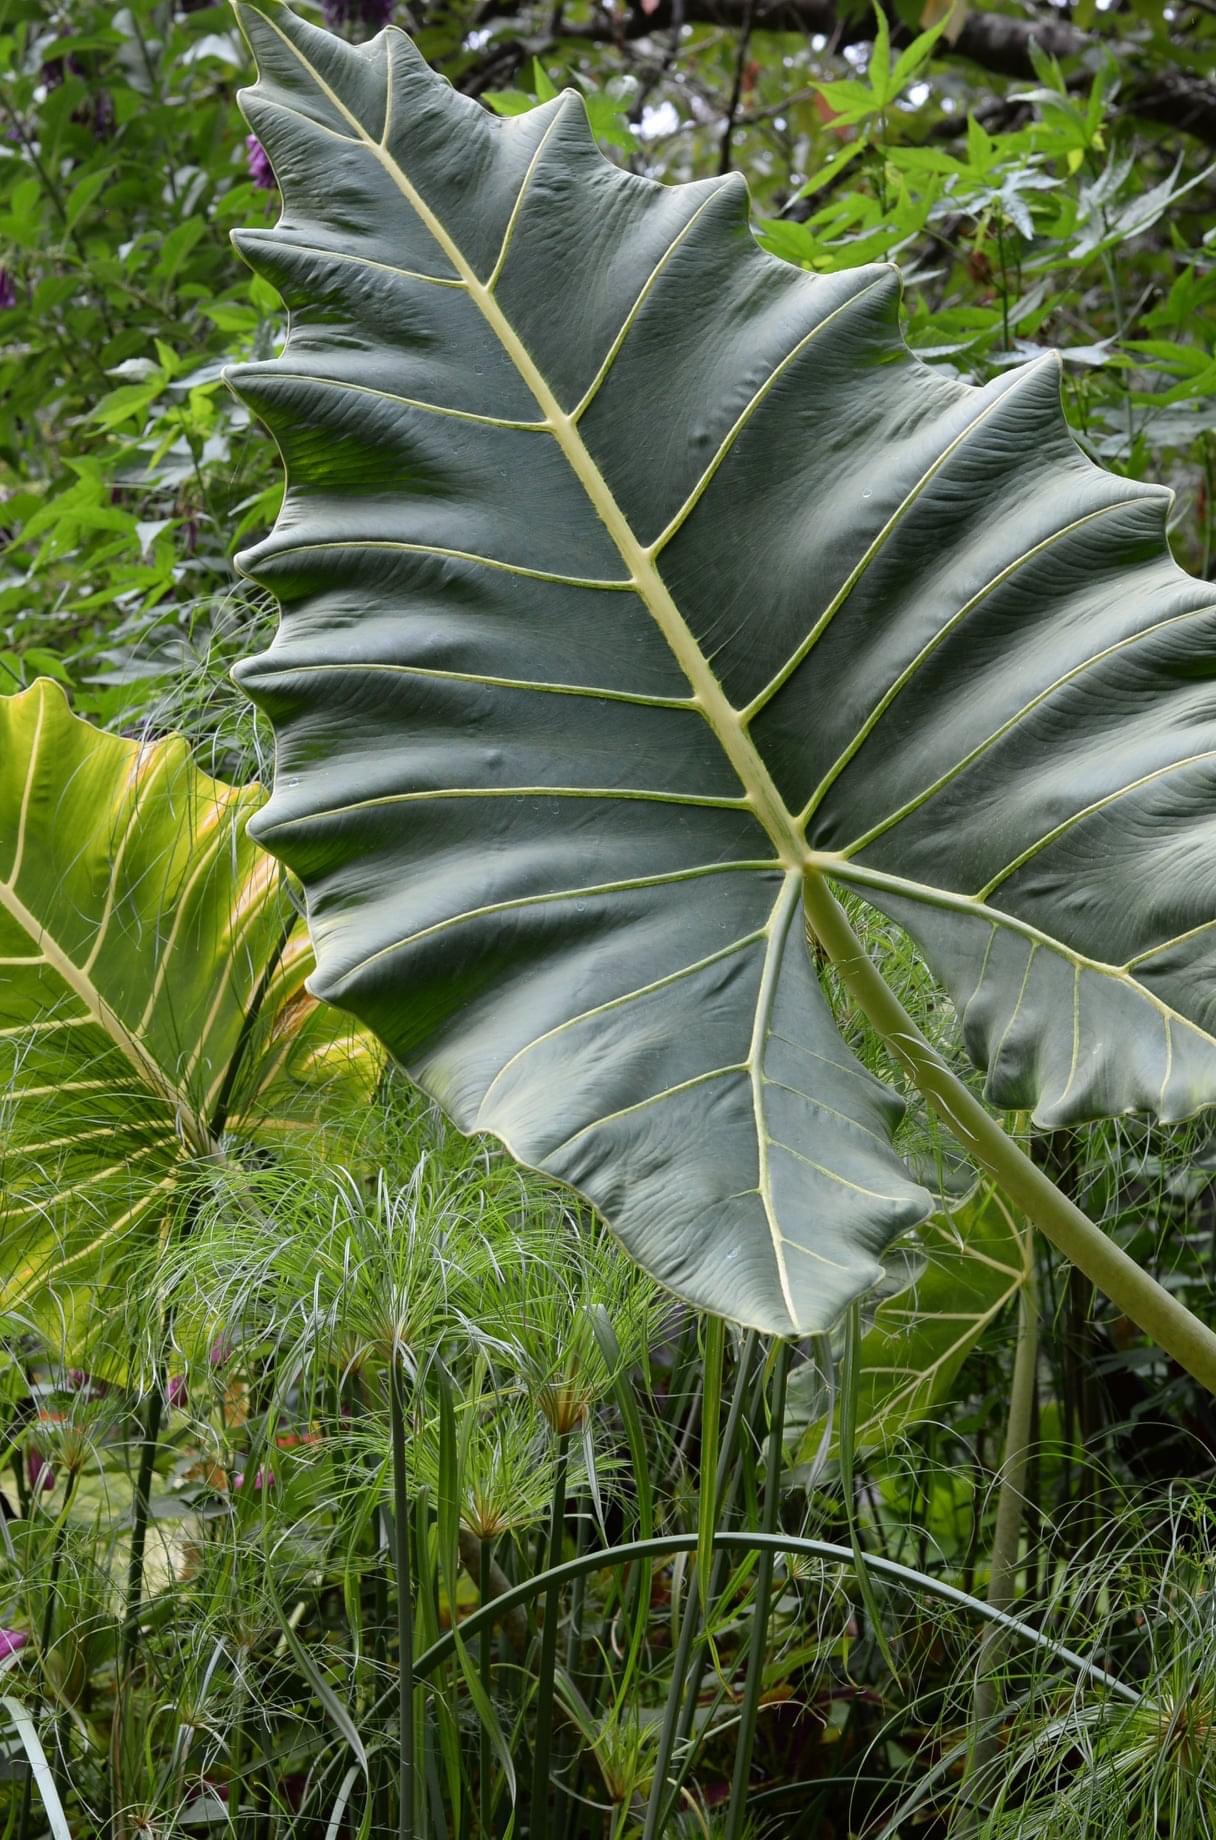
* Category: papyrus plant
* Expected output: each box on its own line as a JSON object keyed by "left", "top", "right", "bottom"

{"left": 226, "top": 1, "right": 1216, "bottom": 1382}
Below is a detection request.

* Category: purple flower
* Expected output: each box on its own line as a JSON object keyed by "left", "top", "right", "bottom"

{"left": 208, "top": 1335, "right": 234, "bottom": 1368}
{"left": 0, "top": 1630, "right": 29, "bottom": 1663}
{"left": 246, "top": 135, "right": 276, "bottom": 191}
{"left": 323, "top": 0, "right": 394, "bottom": 30}
{"left": 232, "top": 1467, "right": 274, "bottom": 1493}
{"left": 26, "top": 1450, "right": 53, "bottom": 1495}
{"left": 90, "top": 91, "right": 115, "bottom": 140}
{"left": 0, "top": 270, "right": 16, "bottom": 311}
{"left": 165, "top": 1374, "right": 188, "bottom": 1410}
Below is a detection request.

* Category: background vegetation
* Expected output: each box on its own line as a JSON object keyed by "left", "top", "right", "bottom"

{"left": 3, "top": 1, "right": 1216, "bottom": 1835}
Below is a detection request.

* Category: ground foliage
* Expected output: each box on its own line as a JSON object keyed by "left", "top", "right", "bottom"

{"left": 2, "top": 1, "right": 1216, "bottom": 1835}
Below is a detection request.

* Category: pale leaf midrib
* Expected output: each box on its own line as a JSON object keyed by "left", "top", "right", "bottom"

{"left": 267, "top": 785, "right": 756, "bottom": 828}
{"left": 834, "top": 594, "right": 1216, "bottom": 859}
{"left": 476, "top": 924, "right": 769, "bottom": 1117}
{"left": 857, "top": 1201, "right": 1027, "bottom": 1439}
{"left": 329, "top": 860, "right": 778, "bottom": 990}
{"left": 829, "top": 854, "right": 1216, "bottom": 1060}
{"left": 5, "top": 1140, "right": 170, "bottom": 1225}
{"left": 250, "top": 368, "right": 549, "bottom": 431}
{"left": 805, "top": 499, "right": 1153, "bottom": 834}
{"left": 247, "top": 656, "right": 697, "bottom": 710}
{"left": 745, "top": 360, "right": 1056, "bottom": 735}
{"left": 246, "top": 11, "right": 1216, "bottom": 1168}
{"left": 750, "top": 873, "right": 801, "bottom": 1326}
{"left": 976, "top": 745, "right": 1216, "bottom": 900}
{"left": 0, "top": 873, "right": 190, "bottom": 1127}
{"left": 4, "top": 1174, "right": 181, "bottom": 1310}
{"left": 255, "top": 536, "right": 632, "bottom": 591}
{"left": 252, "top": 15, "right": 810, "bottom": 875}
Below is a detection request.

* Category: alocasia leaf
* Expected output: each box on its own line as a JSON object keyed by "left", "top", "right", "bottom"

{"left": 0, "top": 681, "right": 380, "bottom": 1353}
{"left": 784, "top": 1186, "right": 1030, "bottom": 1459}
{"left": 227, "top": 2, "right": 1216, "bottom": 1335}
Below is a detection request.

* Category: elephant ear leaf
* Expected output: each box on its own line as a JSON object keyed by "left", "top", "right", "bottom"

{"left": 0, "top": 681, "right": 381, "bottom": 1355}
{"left": 784, "top": 1187, "right": 1030, "bottom": 1462}
{"left": 226, "top": 2, "right": 1216, "bottom": 1336}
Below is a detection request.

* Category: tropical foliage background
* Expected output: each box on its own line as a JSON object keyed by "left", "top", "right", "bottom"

{"left": 3, "top": 0, "right": 1216, "bottom": 1835}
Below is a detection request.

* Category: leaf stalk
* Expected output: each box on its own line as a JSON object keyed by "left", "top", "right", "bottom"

{"left": 955, "top": 1244, "right": 1039, "bottom": 1834}
{"left": 529, "top": 1428, "right": 571, "bottom": 1840}
{"left": 801, "top": 870, "right": 1216, "bottom": 1393}
{"left": 724, "top": 1339, "right": 790, "bottom": 1838}
{"left": 389, "top": 1355, "right": 415, "bottom": 1840}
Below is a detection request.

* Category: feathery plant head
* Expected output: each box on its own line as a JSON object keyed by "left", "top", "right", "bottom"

{"left": 22, "top": 1376, "right": 115, "bottom": 1489}
{"left": 128, "top": 584, "right": 280, "bottom": 786}
{"left": 569, "top": 1702, "right": 661, "bottom": 1812}
{"left": 157, "top": 1150, "right": 502, "bottom": 1384}
{"left": 411, "top": 1377, "right": 565, "bottom": 1539}
{"left": 947, "top": 1483, "right": 1216, "bottom": 1839}
{"left": 480, "top": 1218, "right": 669, "bottom": 1435}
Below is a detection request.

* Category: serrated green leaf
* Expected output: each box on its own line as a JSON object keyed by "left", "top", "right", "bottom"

{"left": 812, "top": 77, "right": 878, "bottom": 123}
{"left": 531, "top": 57, "right": 558, "bottom": 103}
{"left": 887, "top": 10, "right": 949, "bottom": 99}
{"left": 966, "top": 112, "right": 993, "bottom": 173}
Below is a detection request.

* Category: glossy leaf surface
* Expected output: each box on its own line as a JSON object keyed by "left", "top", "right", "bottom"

{"left": 229, "top": 2, "right": 1216, "bottom": 1333}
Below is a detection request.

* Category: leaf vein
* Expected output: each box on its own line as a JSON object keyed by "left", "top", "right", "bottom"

{"left": 976, "top": 747, "right": 1216, "bottom": 899}
{"left": 545, "top": 1062, "right": 748, "bottom": 1156}
{"left": 477, "top": 926, "right": 769, "bottom": 1117}
{"left": 243, "top": 538, "right": 634, "bottom": 591}
{"left": 745, "top": 359, "right": 1055, "bottom": 728}
{"left": 328, "top": 861, "right": 782, "bottom": 989}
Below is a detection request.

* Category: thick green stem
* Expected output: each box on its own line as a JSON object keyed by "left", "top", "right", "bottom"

{"left": 801, "top": 872, "right": 1216, "bottom": 1394}
{"left": 987, "top": 1265, "right": 1039, "bottom": 1626}
{"left": 656, "top": 1339, "right": 771, "bottom": 1832}
{"left": 554, "top": 1510, "right": 590, "bottom": 1840}
{"left": 478, "top": 1536, "right": 493, "bottom": 1838}
{"left": 228, "top": 1693, "right": 246, "bottom": 1835}
{"left": 18, "top": 1468, "right": 78, "bottom": 1840}
{"left": 674, "top": 1330, "right": 762, "bottom": 1741}
{"left": 121, "top": 1383, "right": 165, "bottom": 1672}
{"left": 529, "top": 1430, "right": 570, "bottom": 1840}
{"left": 388, "top": 1359, "right": 414, "bottom": 1840}
{"left": 841, "top": 1303, "right": 901, "bottom": 1680}
{"left": 724, "top": 1340, "right": 790, "bottom": 1839}
{"left": 955, "top": 1251, "right": 1039, "bottom": 1834}
{"left": 411, "top": 1531, "right": 1137, "bottom": 1704}
{"left": 641, "top": 1329, "right": 758, "bottom": 1840}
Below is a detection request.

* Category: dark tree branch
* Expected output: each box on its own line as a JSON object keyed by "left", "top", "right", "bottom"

{"left": 533, "top": 0, "right": 1216, "bottom": 151}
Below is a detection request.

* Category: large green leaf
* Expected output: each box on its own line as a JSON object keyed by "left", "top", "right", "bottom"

{"left": 784, "top": 1186, "right": 1030, "bottom": 1460}
{"left": 227, "top": 3, "right": 1216, "bottom": 1335}
{"left": 0, "top": 681, "right": 380, "bottom": 1351}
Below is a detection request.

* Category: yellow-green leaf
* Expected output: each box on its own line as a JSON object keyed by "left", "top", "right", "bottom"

{"left": 0, "top": 681, "right": 381, "bottom": 1353}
